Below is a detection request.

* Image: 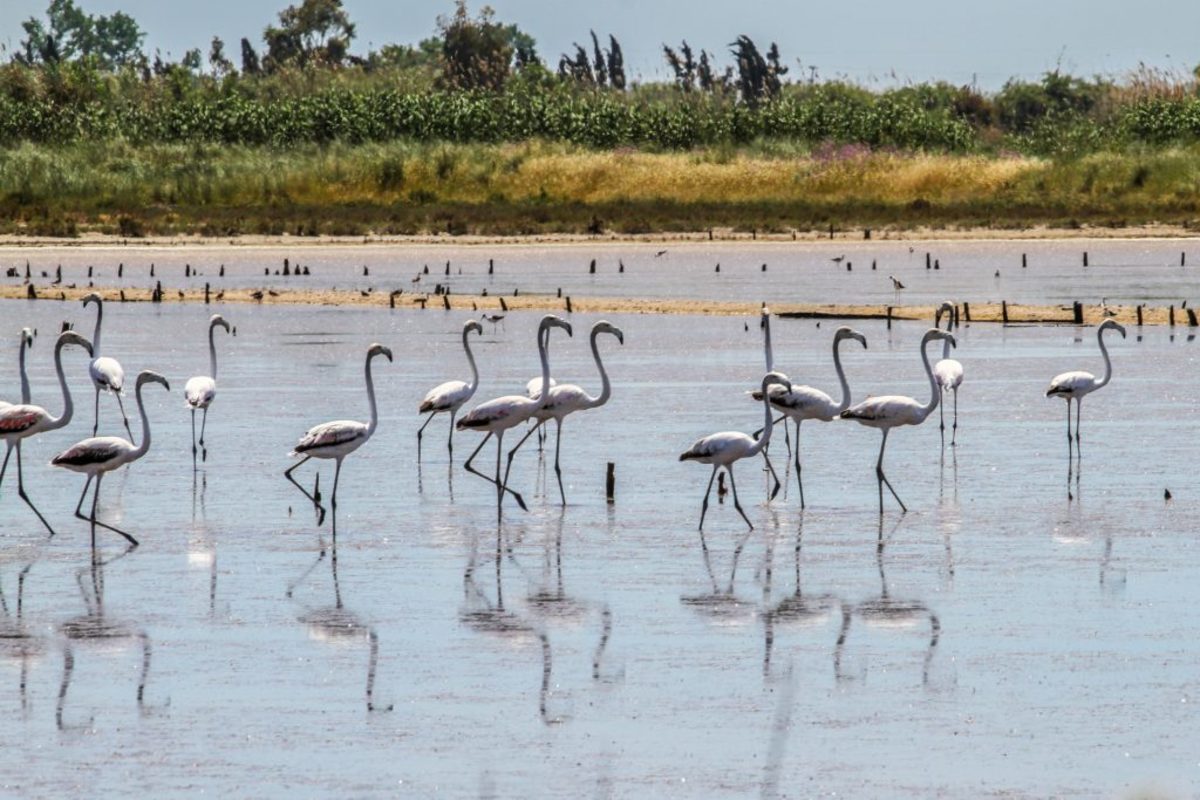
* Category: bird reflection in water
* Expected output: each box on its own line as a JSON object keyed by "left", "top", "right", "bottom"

{"left": 834, "top": 518, "right": 942, "bottom": 687}
{"left": 56, "top": 547, "right": 167, "bottom": 730}
{"left": 190, "top": 469, "right": 220, "bottom": 618}
{"left": 285, "top": 535, "right": 392, "bottom": 712}
{"left": 680, "top": 525, "right": 757, "bottom": 625}
{"left": 760, "top": 513, "right": 840, "bottom": 678}
{"left": 0, "top": 559, "right": 42, "bottom": 716}
{"left": 938, "top": 448, "right": 959, "bottom": 589}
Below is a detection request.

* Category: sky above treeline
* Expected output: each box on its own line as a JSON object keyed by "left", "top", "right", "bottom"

{"left": 2, "top": 0, "right": 1198, "bottom": 89}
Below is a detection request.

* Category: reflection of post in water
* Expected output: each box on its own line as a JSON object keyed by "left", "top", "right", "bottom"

{"left": 57, "top": 547, "right": 166, "bottom": 730}
{"left": 286, "top": 536, "right": 392, "bottom": 712}
{"left": 835, "top": 519, "right": 941, "bottom": 686}
{"left": 0, "top": 562, "right": 42, "bottom": 715}
{"left": 761, "top": 514, "right": 839, "bottom": 678}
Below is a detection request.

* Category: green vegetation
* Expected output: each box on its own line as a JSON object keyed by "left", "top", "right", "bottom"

{"left": 6, "top": 0, "right": 1200, "bottom": 235}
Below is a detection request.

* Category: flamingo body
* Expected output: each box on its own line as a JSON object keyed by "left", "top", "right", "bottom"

{"left": 0, "top": 404, "right": 58, "bottom": 440}
{"left": 51, "top": 436, "right": 139, "bottom": 475}
{"left": 458, "top": 395, "right": 540, "bottom": 433}
{"left": 291, "top": 420, "right": 371, "bottom": 459}
{"left": 89, "top": 357, "right": 125, "bottom": 394}
{"left": 1046, "top": 370, "right": 1097, "bottom": 399}
{"left": 184, "top": 376, "right": 217, "bottom": 410}
{"left": 841, "top": 395, "right": 930, "bottom": 429}
{"left": 933, "top": 359, "right": 963, "bottom": 392}
{"left": 680, "top": 431, "right": 761, "bottom": 466}
{"left": 525, "top": 376, "right": 557, "bottom": 399}
{"left": 420, "top": 380, "right": 472, "bottom": 414}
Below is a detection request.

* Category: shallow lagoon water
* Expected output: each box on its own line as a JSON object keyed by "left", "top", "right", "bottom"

{"left": 0, "top": 292, "right": 1199, "bottom": 796}
{"left": 4, "top": 238, "right": 1200, "bottom": 307}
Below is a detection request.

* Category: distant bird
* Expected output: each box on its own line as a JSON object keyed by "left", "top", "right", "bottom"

{"left": 411, "top": 274, "right": 422, "bottom": 284}
{"left": 680, "top": 371, "right": 790, "bottom": 530}
{"left": 285, "top": 344, "right": 393, "bottom": 524}
{"left": 0, "top": 328, "right": 34, "bottom": 409}
{"left": 654, "top": 250, "right": 668, "bottom": 258}
{"left": 841, "top": 328, "right": 956, "bottom": 514}
{"left": 250, "top": 290, "right": 263, "bottom": 302}
{"left": 932, "top": 302, "right": 964, "bottom": 446}
{"left": 504, "top": 321, "right": 624, "bottom": 505}
{"left": 51, "top": 370, "right": 169, "bottom": 547}
{"left": 0, "top": 331, "right": 93, "bottom": 535}
{"left": 889, "top": 275, "right": 905, "bottom": 291}
{"left": 831, "top": 255, "right": 846, "bottom": 264}
{"left": 755, "top": 327, "right": 867, "bottom": 507}
{"left": 1165, "top": 488, "right": 1173, "bottom": 501}
{"left": 481, "top": 313, "right": 505, "bottom": 333}
{"left": 81, "top": 294, "right": 132, "bottom": 438}
{"left": 1045, "top": 319, "right": 1125, "bottom": 457}
{"left": 417, "top": 319, "right": 483, "bottom": 460}
{"left": 268, "top": 290, "right": 279, "bottom": 297}
{"left": 184, "top": 314, "right": 232, "bottom": 465}
{"left": 1100, "top": 297, "right": 1117, "bottom": 317}
{"left": 458, "top": 315, "right": 572, "bottom": 515}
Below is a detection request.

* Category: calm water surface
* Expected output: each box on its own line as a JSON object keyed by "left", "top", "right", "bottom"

{"left": 0, "top": 277, "right": 1198, "bottom": 796}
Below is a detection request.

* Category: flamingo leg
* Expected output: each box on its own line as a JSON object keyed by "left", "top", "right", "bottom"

{"left": 698, "top": 465, "right": 719, "bottom": 530}
{"left": 1065, "top": 398, "right": 1073, "bottom": 458}
{"left": 88, "top": 473, "right": 139, "bottom": 547}
{"left": 284, "top": 456, "right": 326, "bottom": 522}
{"left": 190, "top": 408, "right": 198, "bottom": 466}
{"left": 15, "top": 443, "right": 54, "bottom": 536}
{"left": 938, "top": 387, "right": 946, "bottom": 443}
{"left": 1075, "top": 398, "right": 1083, "bottom": 453}
{"left": 876, "top": 429, "right": 906, "bottom": 514}
{"left": 73, "top": 475, "right": 94, "bottom": 522}
{"left": 0, "top": 443, "right": 11, "bottom": 495}
{"left": 199, "top": 407, "right": 209, "bottom": 462}
{"left": 502, "top": 421, "right": 543, "bottom": 491}
{"left": 114, "top": 391, "right": 133, "bottom": 440}
{"left": 752, "top": 414, "right": 788, "bottom": 439}
{"left": 330, "top": 458, "right": 343, "bottom": 537}
{"left": 416, "top": 411, "right": 437, "bottom": 462}
{"left": 728, "top": 465, "right": 754, "bottom": 530}
{"left": 92, "top": 386, "right": 100, "bottom": 436}
{"left": 794, "top": 420, "right": 805, "bottom": 509}
{"left": 762, "top": 450, "right": 782, "bottom": 502}
{"left": 465, "top": 432, "right": 527, "bottom": 509}
{"left": 552, "top": 418, "right": 566, "bottom": 506}
{"left": 951, "top": 389, "right": 959, "bottom": 446}
{"left": 447, "top": 409, "right": 457, "bottom": 455}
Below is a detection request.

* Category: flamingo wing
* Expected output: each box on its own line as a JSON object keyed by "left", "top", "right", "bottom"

{"left": 292, "top": 420, "right": 367, "bottom": 454}
{"left": 420, "top": 380, "right": 471, "bottom": 413}
{"left": 184, "top": 376, "right": 217, "bottom": 409}
{"left": 91, "top": 357, "right": 125, "bottom": 392}
{"left": 680, "top": 431, "right": 754, "bottom": 463}
{"left": 51, "top": 436, "right": 131, "bottom": 468}
{"left": 0, "top": 404, "right": 45, "bottom": 435}
{"left": 934, "top": 359, "right": 964, "bottom": 390}
{"left": 841, "top": 395, "right": 924, "bottom": 426}
{"left": 1046, "top": 370, "right": 1094, "bottom": 398}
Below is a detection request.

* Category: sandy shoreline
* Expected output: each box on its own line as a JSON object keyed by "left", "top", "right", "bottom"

{"left": 2, "top": 223, "right": 1200, "bottom": 249}
{"left": 1, "top": 283, "right": 1178, "bottom": 326}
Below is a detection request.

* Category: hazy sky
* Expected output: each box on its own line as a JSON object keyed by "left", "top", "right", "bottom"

{"left": 3, "top": 0, "right": 1198, "bottom": 89}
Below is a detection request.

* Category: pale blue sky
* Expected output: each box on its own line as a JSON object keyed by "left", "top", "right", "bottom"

{"left": 2, "top": 0, "right": 1198, "bottom": 89}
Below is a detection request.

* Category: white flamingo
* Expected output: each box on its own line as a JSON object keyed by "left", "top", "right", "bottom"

{"left": 50, "top": 370, "right": 170, "bottom": 548}
{"left": 285, "top": 343, "right": 393, "bottom": 524}
{"left": 756, "top": 307, "right": 792, "bottom": 456}
{"left": 185, "top": 314, "right": 232, "bottom": 465}
{"left": 754, "top": 326, "right": 867, "bottom": 507}
{"left": 417, "top": 319, "right": 483, "bottom": 460}
{"left": 0, "top": 331, "right": 93, "bottom": 535}
{"left": 81, "top": 293, "right": 132, "bottom": 438}
{"left": 0, "top": 328, "right": 34, "bottom": 409}
{"left": 458, "top": 315, "right": 572, "bottom": 514}
{"left": 840, "top": 328, "right": 956, "bottom": 514}
{"left": 525, "top": 360, "right": 558, "bottom": 451}
{"left": 680, "top": 371, "right": 792, "bottom": 531}
{"left": 1046, "top": 319, "right": 1125, "bottom": 456}
{"left": 504, "top": 321, "right": 624, "bottom": 505}
{"left": 932, "top": 302, "right": 964, "bottom": 446}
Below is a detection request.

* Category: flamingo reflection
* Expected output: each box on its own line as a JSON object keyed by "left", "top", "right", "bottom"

{"left": 760, "top": 514, "right": 840, "bottom": 678}
{"left": 0, "top": 560, "right": 42, "bottom": 715}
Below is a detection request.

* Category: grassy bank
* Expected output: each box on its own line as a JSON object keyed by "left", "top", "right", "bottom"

{"left": 5, "top": 140, "right": 1200, "bottom": 237}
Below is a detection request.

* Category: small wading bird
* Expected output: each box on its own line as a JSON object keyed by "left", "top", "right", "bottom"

{"left": 503, "top": 321, "right": 624, "bottom": 505}
{"left": 285, "top": 344, "right": 393, "bottom": 525}
{"left": 51, "top": 370, "right": 170, "bottom": 548}
{"left": 754, "top": 326, "right": 868, "bottom": 507}
{"left": 680, "top": 371, "right": 791, "bottom": 531}
{"left": 81, "top": 293, "right": 133, "bottom": 438}
{"left": 889, "top": 275, "right": 905, "bottom": 296}
{"left": 932, "top": 302, "right": 964, "bottom": 445}
{"left": 1046, "top": 319, "right": 1125, "bottom": 456}
{"left": 0, "top": 331, "right": 93, "bottom": 535}
{"left": 481, "top": 313, "right": 505, "bottom": 333}
{"left": 185, "top": 314, "right": 232, "bottom": 465}
{"left": 0, "top": 328, "right": 34, "bottom": 409}
{"left": 417, "top": 319, "right": 483, "bottom": 461}
{"left": 841, "top": 328, "right": 956, "bottom": 514}
{"left": 458, "top": 315, "right": 572, "bottom": 514}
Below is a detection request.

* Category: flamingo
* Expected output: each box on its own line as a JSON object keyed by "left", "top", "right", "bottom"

{"left": 503, "top": 320, "right": 625, "bottom": 505}
{"left": 932, "top": 302, "right": 964, "bottom": 445}
{"left": 51, "top": 370, "right": 170, "bottom": 548}
{"left": 284, "top": 343, "right": 393, "bottom": 524}
{"left": 755, "top": 307, "right": 792, "bottom": 455}
{"left": 680, "top": 371, "right": 791, "bottom": 531}
{"left": 754, "top": 326, "right": 867, "bottom": 507}
{"left": 0, "top": 327, "right": 34, "bottom": 409}
{"left": 458, "top": 315, "right": 572, "bottom": 514}
{"left": 0, "top": 331, "right": 93, "bottom": 535}
{"left": 840, "top": 328, "right": 956, "bottom": 514}
{"left": 1045, "top": 319, "right": 1126, "bottom": 456}
{"left": 417, "top": 319, "right": 483, "bottom": 460}
{"left": 184, "top": 314, "right": 232, "bottom": 465}
{"left": 81, "top": 293, "right": 133, "bottom": 438}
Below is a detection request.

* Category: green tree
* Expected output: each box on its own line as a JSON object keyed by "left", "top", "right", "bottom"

{"left": 18, "top": 0, "right": 144, "bottom": 67}
{"left": 263, "top": 0, "right": 356, "bottom": 70}
{"left": 437, "top": 1, "right": 513, "bottom": 91}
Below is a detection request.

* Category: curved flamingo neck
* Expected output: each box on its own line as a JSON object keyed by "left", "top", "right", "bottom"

{"left": 833, "top": 336, "right": 853, "bottom": 412}
{"left": 18, "top": 337, "right": 30, "bottom": 405}
{"left": 365, "top": 353, "right": 380, "bottom": 437}
{"left": 208, "top": 321, "right": 220, "bottom": 380}
{"left": 535, "top": 324, "right": 553, "bottom": 409}
{"left": 586, "top": 329, "right": 611, "bottom": 409}
{"left": 749, "top": 378, "right": 778, "bottom": 455}
{"left": 941, "top": 311, "right": 953, "bottom": 359}
{"left": 1095, "top": 326, "right": 1115, "bottom": 389}
{"left": 130, "top": 379, "right": 154, "bottom": 458}
{"left": 462, "top": 326, "right": 479, "bottom": 392}
{"left": 919, "top": 337, "right": 940, "bottom": 420}
{"left": 45, "top": 339, "right": 75, "bottom": 431}
{"left": 763, "top": 313, "right": 774, "bottom": 372}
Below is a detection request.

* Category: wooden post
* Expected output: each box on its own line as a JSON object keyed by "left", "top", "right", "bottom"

{"left": 761, "top": 263, "right": 767, "bottom": 272}
{"left": 1083, "top": 251, "right": 1089, "bottom": 267}
{"left": 828, "top": 223, "right": 834, "bottom": 240}
{"left": 1170, "top": 305, "right": 1176, "bottom": 326}
{"left": 1136, "top": 304, "right": 1143, "bottom": 326}
{"left": 871, "top": 259, "right": 876, "bottom": 271}
{"left": 1182, "top": 252, "right": 1187, "bottom": 266}
{"left": 952, "top": 305, "right": 960, "bottom": 328}
{"left": 87, "top": 266, "right": 93, "bottom": 278}
{"left": 606, "top": 462, "right": 615, "bottom": 503}
{"left": 514, "top": 288, "right": 519, "bottom": 296}
{"left": 1073, "top": 302, "right": 1083, "bottom": 324}
{"left": 963, "top": 302, "right": 971, "bottom": 322}
{"left": 1022, "top": 253, "right": 1027, "bottom": 268}
{"left": 499, "top": 297, "right": 508, "bottom": 311}
{"left": 1188, "top": 309, "right": 1198, "bottom": 327}
{"left": 118, "top": 263, "right": 124, "bottom": 277}
{"left": 925, "top": 252, "right": 931, "bottom": 270}
{"left": 488, "top": 259, "right": 494, "bottom": 275}
{"left": 565, "top": 296, "right": 573, "bottom": 313}
{"left": 205, "top": 283, "right": 211, "bottom": 304}
{"left": 886, "top": 306, "right": 893, "bottom": 330}
{"left": 589, "top": 259, "right": 596, "bottom": 274}
{"left": 934, "top": 259, "right": 940, "bottom": 270}
{"left": 708, "top": 228, "right": 713, "bottom": 240}
{"left": 26, "top": 284, "right": 36, "bottom": 300}
{"left": 120, "top": 290, "right": 126, "bottom": 302}
{"left": 752, "top": 228, "right": 757, "bottom": 240}
{"left": 557, "top": 287, "right": 562, "bottom": 298}
{"left": 442, "top": 294, "right": 450, "bottom": 310}
{"left": 416, "top": 297, "right": 427, "bottom": 309}
{"left": 389, "top": 292, "right": 396, "bottom": 309}
{"left": 445, "top": 261, "right": 450, "bottom": 275}
{"left": 1002, "top": 300, "right": 1008, "bottom": 323}
{"left": 715, "top": 264, "right": 720, "bottom": 272}
{"left": 864, "top": 228, "right": 871, "bottom": 240}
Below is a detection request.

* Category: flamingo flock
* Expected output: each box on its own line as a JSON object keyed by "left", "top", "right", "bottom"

{"left": 0, "top": 292, "right": 1131, "bottom": 544}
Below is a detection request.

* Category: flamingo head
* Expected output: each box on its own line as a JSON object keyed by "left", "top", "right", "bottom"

{"left": 20, "top": 327, "right": 33, "bottom": 349}
{"left": 1099, "top": 319, "right": 1127, "bottom": 339}
{"left": 934, "top": 301, "right": 954, "bottom": 324}
{"left": 923, "top": 328, "right": 956, "bottom": 350}
{"left": 367, "top": 343, "right": 394, "bottom": 363}
{"left": 540, "top": 315, "right": 572, "bottom": 338}
{"left": 761, "top": 370, "right": 792, "bottom": 395}
{"left": 81, "top": 292, "right": 101, "bottom": 308}
{"left": 56, "top": 330, "right": 93, "bottom": 357}
{"left": 464, "top": 319, "right": 483, "bottom": 337}
{"left": 136, "top": 370, "right": 170, "bottom": 392}
{"left": 835, "top": 326, "right": 867, "bottom": 349}
{"left": 592, "top": 320, "right": 624, "bottom": 345}
{"left": 210, "top": 314, "right": 231, "bottom": 334}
